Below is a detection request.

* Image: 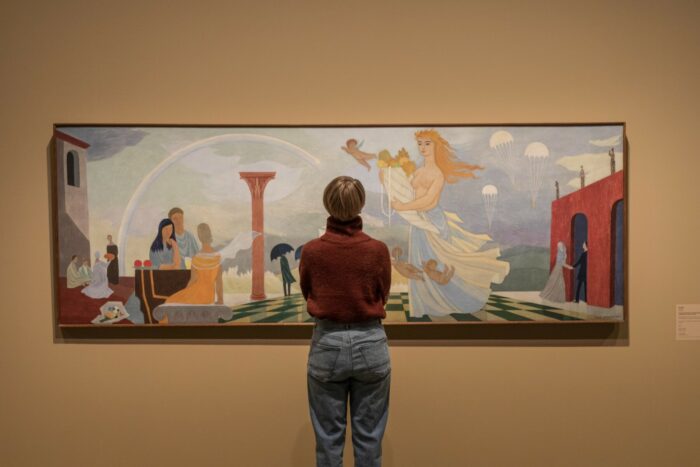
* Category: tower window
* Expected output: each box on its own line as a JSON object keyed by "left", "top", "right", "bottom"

{"left": 67, "top": 151, "right": 80, "bottom": 187}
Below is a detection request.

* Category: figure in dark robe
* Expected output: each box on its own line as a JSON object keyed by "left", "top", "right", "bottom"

{"left": 106, "top": 234, "right": 119, "bottom": 285}
{"left": 565, "top": 241, "right": 588, "bottom": 303}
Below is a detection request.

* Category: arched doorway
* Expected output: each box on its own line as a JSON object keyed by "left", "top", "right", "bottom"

{"left": 611, "top": 200, "right": 624, "bottom": 305}
{"left": 571, "top": 213, "right": 588, "bottom": 302}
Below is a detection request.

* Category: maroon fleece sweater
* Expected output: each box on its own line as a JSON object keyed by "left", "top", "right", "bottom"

{"left": 299, "top": 215, "right": 391, "bottom": 323}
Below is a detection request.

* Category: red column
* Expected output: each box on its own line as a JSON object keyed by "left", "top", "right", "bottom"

{"left": 239, "top": 171, "right": 276, "bottom": 300}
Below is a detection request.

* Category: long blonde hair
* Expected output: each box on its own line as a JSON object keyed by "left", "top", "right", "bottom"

{"left": 415, "top": 129, "right": 483, "bottom": 183}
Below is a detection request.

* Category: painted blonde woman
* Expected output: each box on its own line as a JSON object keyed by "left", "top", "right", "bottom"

{"left": 345, "top": 129, "right": 510, "bottom": 317}
{"left": 165, "top": 223, "right": 223, "bottom": 305}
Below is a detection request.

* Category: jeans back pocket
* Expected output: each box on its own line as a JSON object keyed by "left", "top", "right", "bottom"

{"left": 308, "top": 342, "right": 341, "bottom": 381}
{"left": 357, "top": 339, "right": 391, "bottom": 379}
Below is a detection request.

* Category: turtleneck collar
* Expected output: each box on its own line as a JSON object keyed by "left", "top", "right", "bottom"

{"left": 321, "top": 215, "right": 369, "bottom": 244}
{"left": 326, "top": 215, "right": 363, "bottom": 235}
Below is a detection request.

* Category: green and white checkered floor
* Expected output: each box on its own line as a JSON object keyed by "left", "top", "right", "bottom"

{"left": 218, "top": 292, "right": 606, "bottom": 324}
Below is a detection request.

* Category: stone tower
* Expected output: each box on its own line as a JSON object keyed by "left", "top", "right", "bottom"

{"left": 54, "top": 129, "right": 91, "bottom": 276}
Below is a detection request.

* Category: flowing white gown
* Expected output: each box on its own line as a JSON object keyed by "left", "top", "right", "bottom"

{"left": 381, "top": 166, "right": 510, "bottom": 317}
{"left": 539, "top": 243, "right": 567, "bottom": 303}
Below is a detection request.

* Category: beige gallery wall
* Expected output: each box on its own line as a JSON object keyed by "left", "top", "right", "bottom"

{"left": 1, "top": 1, "right": 699, "bottom": 466}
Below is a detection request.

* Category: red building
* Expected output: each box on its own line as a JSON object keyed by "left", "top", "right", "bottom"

{"left": 549, "top": 170, "right": 624, "bottom": 307}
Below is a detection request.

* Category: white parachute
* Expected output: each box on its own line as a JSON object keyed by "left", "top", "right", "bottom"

{"left": 489, "top": 130, "right": 515, "bottom": 186}
{"left": 481, "top": 185, "right": 498, "bottom": 230}
{"left": 523, "top": 142, "right": 550, "bottom": 208}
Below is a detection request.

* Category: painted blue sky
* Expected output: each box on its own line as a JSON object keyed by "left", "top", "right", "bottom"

{"left": 59, "top": 125, "right": 624, "bottom": 274}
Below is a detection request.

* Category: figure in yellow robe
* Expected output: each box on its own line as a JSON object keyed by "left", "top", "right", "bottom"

{"left": 165, "top": 223, "right": 224, "bottom": 305}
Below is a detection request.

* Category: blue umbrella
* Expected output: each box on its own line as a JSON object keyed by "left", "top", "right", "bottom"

{"left": 295, "top": 244, "right": 305, "bottom": 261}
{"left": 270, "top": 243, "right": 294, "bottom": 261}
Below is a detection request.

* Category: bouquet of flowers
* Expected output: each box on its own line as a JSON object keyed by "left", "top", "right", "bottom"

{"left": 376, "top": 148, "right": 417, "bottom": 176}
{"left": 377, "top": 148, "right": 439, "bottom": 234}
{"left": 91, "top": 301, "right": 129, "bottom": 324}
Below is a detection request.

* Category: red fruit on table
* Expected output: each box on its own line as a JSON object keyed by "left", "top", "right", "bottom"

{"left": 144, "top": 260, "right": 152, "bottom": 267}
{"left": 134, "top": 260, "right": 142, "bottom": 267}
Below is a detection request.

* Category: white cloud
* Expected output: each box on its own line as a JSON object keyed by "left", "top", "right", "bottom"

{"left": 177, "top": 149, "right": 305, "bottom": 203}
{"left": 362, "top": 212, "right": 386, "bottom": 228}
{"left": 589, "top": 135, "right": 621, "bottom": 147}
{"left": 434, "top": 127, "right": 482, "bottom": 147}
{"left": 127, "top": 204, "right": 171, "bottom": 236}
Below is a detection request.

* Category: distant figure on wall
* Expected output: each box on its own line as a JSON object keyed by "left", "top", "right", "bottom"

{"left": 565, "top": 241, "right": 588, "bottom": 303}
{"left": 106, "top": 234, "right": 119, "bottom": 285}
{"left": 540, "top": 241, "right": 567, "bottom": 303}
{"left": 609, "top": 148, "right": 616, "bottom": 174}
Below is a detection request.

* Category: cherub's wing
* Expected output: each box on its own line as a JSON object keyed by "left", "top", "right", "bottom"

{"left": 217, "top": 231, "right": 262, "bottom": 259}
{"left": 381, "top": 167, "right": 440, "bottom": 234}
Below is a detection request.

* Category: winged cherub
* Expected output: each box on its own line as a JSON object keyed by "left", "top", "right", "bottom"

{"left": 341, "top": 138, "right": 376, "bottom": 170}
{"left": 422, "top": 259, "right": 455, "bottom": 285}
{"left": 391, "top": 246, "right": 424, "bottom": 281}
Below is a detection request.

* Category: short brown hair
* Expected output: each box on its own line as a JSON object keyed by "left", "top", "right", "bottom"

{"left": 168, "top": 207, "right": 184, "bottom": 218}
{"left": 323, "top": 176, "right": 365, "bottom": 221}
{"left": 197, "top": 222, "right": 213, "bottom": 244}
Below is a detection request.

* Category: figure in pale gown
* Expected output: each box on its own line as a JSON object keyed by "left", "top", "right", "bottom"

{"left": 79, "top": 260, "right": 92, "bottom": 282}
{"left": 344, "top": 129, "right": 510, "bottom": 317}
{"left": 400, "top": 199, "right": 509, "bottom": 316}
{"left": 539, "top": 241, "right": 567, "bottom": 303}
{"left": 66, "top": 255, "right": 90, "bottom": 288}
{"left": 82, "top": 252, "right": 114, "bottom": 299}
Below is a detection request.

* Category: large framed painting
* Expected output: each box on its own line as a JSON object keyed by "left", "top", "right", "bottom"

{"left": 51, "top": 123, "right": 626, "bottom": 327}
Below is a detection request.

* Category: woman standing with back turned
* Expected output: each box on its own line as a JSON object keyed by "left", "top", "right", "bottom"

{"left": 300, "top": 176, "right": 392, "bottom": 467}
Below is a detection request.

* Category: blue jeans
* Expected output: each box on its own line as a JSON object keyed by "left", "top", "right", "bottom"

{"left": 307, "top": 318, "right": 391, "bottom": 467}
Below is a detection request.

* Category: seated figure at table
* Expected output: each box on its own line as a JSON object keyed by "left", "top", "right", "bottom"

{"left": 149, "top": 218, "right": 181, "bottom": 270}
{"left": 165, "top": 223, "right": 223, "bottom": 305}
{"left": 66, "top": 255, "right": 90, "bottom": 288}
